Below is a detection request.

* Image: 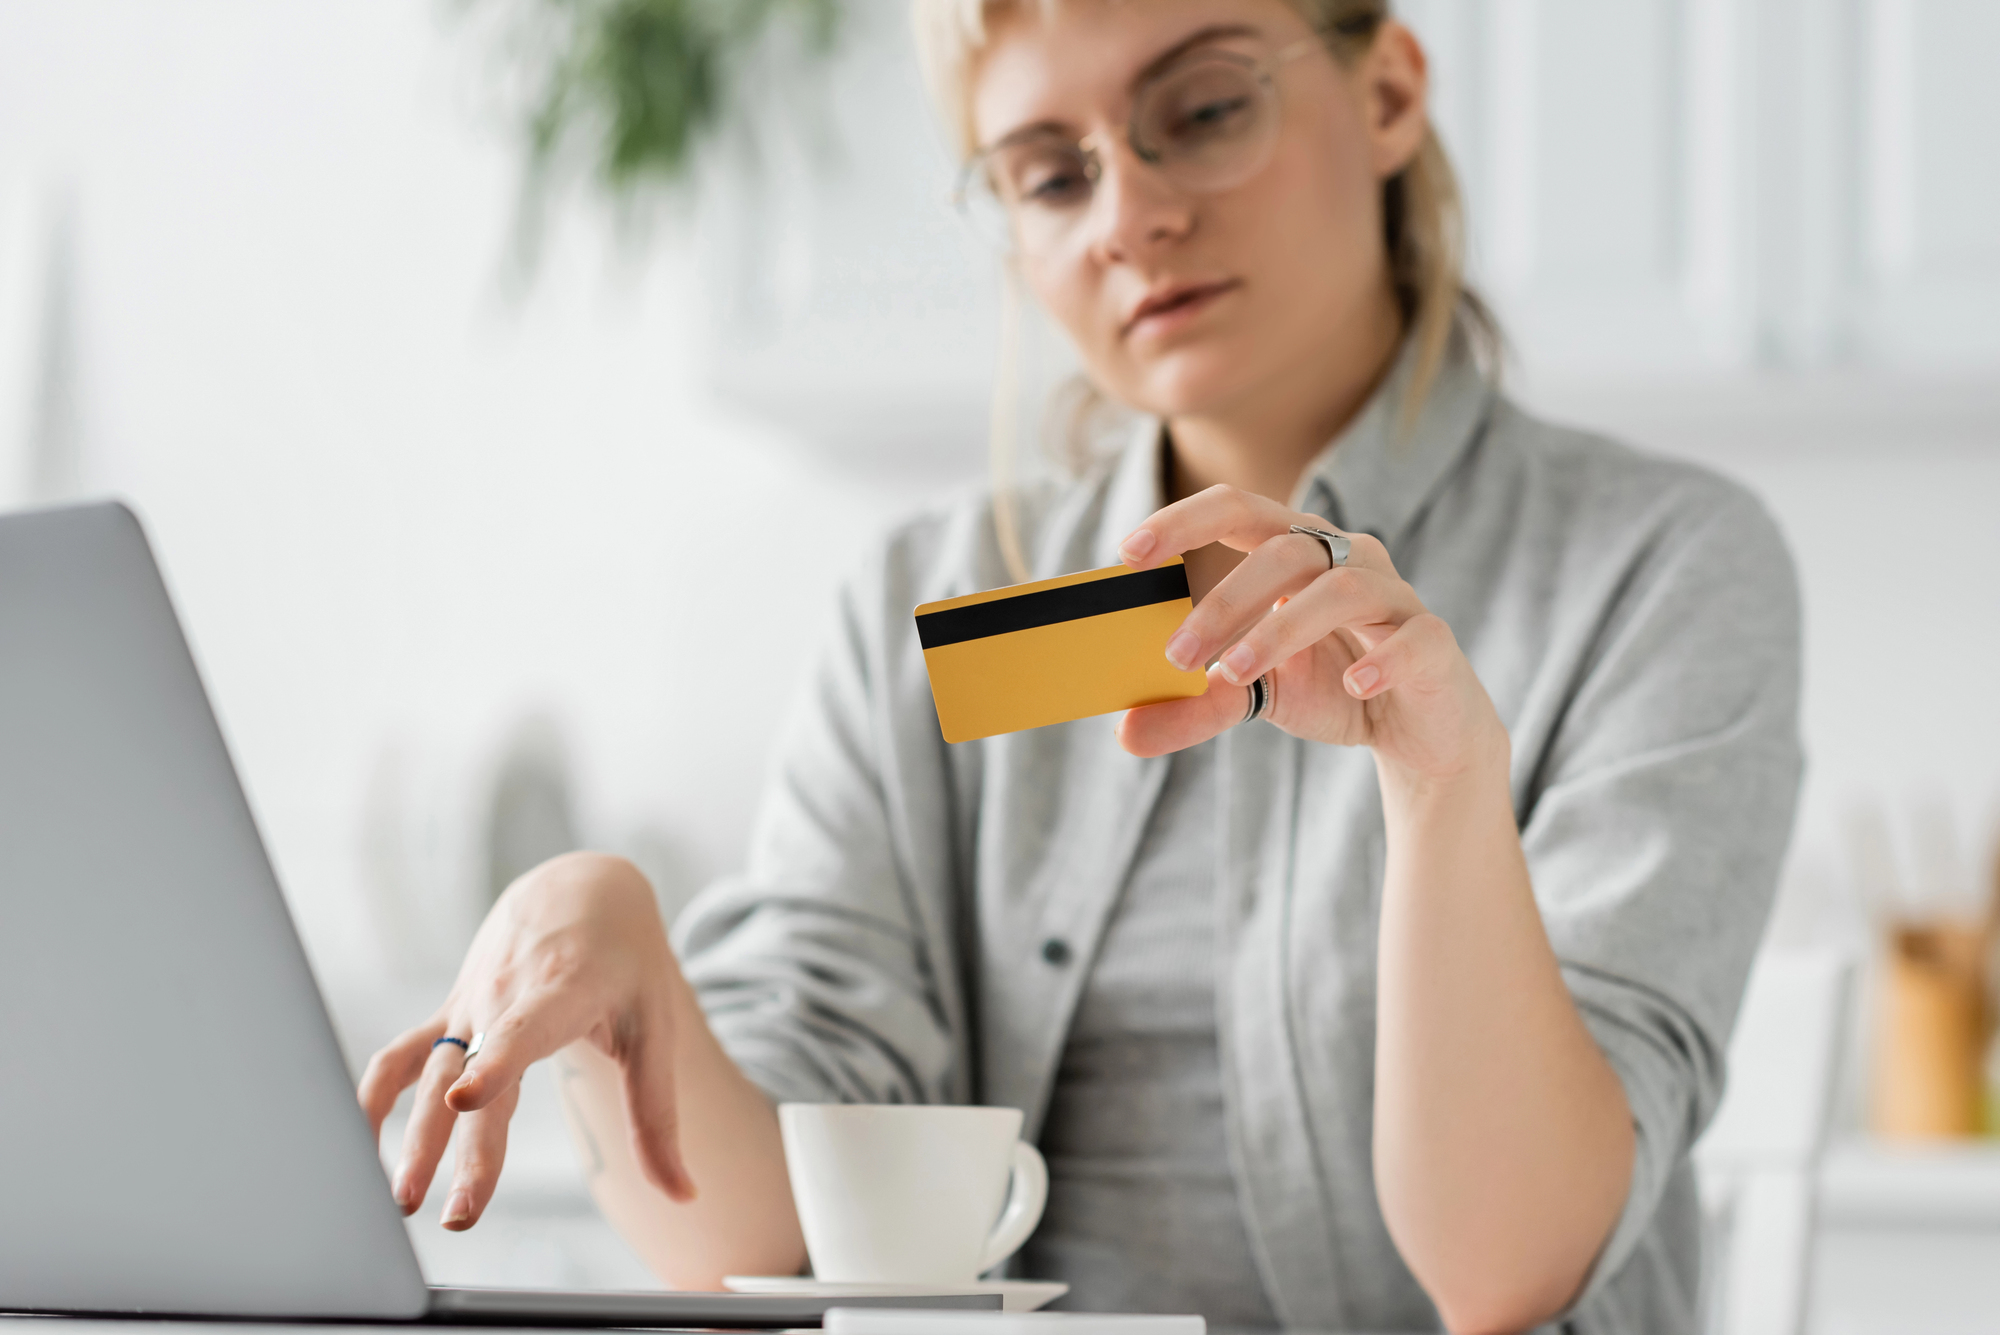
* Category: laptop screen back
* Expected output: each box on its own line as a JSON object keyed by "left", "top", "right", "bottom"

{"left": 0, "top": 503, "right": 428, "bottom": 1319}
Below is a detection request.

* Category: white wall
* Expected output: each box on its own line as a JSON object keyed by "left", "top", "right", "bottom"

{"left": 0, "top": 1, "right": 966, "bottom": 1049}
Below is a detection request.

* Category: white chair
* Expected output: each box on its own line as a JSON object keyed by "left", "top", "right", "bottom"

{"left": 1692, "top": 948, "right": 1855, "bottom": 1335}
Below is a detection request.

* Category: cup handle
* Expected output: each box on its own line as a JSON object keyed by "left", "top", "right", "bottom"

{"left": 978, "top": 1140, "right": 1049, "bottom": 1274}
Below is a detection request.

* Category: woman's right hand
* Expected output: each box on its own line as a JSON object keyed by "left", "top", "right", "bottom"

{"left": 358, "top": 851, "right": 696, "bottom": 1231}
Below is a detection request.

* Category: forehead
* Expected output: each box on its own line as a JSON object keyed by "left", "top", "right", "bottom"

{"left": 969, "top": 0, "right": 1305, "bottom": 144}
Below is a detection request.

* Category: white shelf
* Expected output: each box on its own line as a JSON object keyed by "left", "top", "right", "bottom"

{"left": 1819, "top": 1137, "right": 2000, "bottom": 1229}
{"left": 1516, "top": 372, "right": 2000, "bottom": 460}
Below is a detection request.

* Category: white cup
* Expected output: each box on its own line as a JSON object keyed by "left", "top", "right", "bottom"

{"left": 778, "top": 1103, "right": 1049, "bottom": 1285}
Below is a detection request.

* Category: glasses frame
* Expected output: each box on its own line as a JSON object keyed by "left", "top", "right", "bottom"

{"left": 951, "top": 32, "right": 1328, "bottom": 252}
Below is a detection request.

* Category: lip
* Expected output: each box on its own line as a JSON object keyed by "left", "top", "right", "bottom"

{"left": 1121, "top": 278, "right": 1241, "bottom": 339}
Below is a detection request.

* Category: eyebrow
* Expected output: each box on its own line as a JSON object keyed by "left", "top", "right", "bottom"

{"left": 981, "top": 21, "right": 1267, "bottom": 152}
{"left": 1134, "top": 22, "right": 1263, "bottom": 85}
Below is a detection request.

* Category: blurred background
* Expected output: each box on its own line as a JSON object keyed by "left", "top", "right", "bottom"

{"left": 1, "top": 1, "right": 1996, "bottom": 1330}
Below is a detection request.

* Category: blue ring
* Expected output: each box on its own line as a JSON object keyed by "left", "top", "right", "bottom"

{"left": 432, "top": 1035, "right": 470, "bottom": 1053}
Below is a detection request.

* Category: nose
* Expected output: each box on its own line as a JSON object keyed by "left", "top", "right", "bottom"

{"left": 1080, "top": 141, "right": 1195, "bottom": 264}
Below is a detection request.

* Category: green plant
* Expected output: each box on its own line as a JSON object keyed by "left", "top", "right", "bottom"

{"left": 473, "top": 0, "right": 843, "bottom": 258}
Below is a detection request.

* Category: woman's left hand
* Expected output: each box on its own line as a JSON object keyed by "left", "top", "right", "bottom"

{"left": 1115, "top": 485, "right": 1508, "bottom": 785}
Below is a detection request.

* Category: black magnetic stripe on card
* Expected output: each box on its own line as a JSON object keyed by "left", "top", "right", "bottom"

{"left": 915, "top": 564, "right": 1191, "bottom": 649}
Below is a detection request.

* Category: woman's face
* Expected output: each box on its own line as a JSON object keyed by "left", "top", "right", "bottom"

{"left": 970, "top": 0, "right": 1429, "bottom": 425}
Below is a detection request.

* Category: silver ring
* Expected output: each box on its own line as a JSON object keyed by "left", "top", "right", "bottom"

{"left": 1242, "top": 671, "right": 1275, "bottom": 724}
{"left": 466, "top": 1031, "right": 486, "bottom": 1060}
{"left": 1290, "top": 524, "right": 1351, "bottom": 570}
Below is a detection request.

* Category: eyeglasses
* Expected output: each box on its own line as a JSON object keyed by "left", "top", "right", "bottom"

{"left": 954, "top": 35, "right": 1325, "bottom": 259}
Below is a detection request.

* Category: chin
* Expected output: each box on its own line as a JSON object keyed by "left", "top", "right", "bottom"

{"left": 1118, "top": 343, "right": 1263, "bottom": 421}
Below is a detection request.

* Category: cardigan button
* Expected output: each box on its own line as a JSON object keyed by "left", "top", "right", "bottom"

{"left": 1039, "top": 937, "right": 1073, "bottom": 967}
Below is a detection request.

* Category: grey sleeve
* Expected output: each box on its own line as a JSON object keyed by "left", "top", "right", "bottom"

{"left": 1520, "top": 484, "right": 1804, "bottom": 1305}
{"left": 672, "top": 539, "right": 961, "bottom": 1108}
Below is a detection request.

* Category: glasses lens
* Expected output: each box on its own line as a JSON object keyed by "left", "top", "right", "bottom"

{"left": 960, "top": 134, "right": 1097, "bottom": 256}
{"left": 1131, "top": 56, "right": 1276, "bottom": 190}
{"left": 956, "top": 164, "right": 1018, "bottom": 253}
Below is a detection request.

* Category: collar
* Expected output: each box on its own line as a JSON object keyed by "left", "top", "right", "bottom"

{"left": 1292, "top": 327, "right": 1494, "bottom": 547}
{"left": 1094, "top": 328, "right": 1494, "bottom": 563}
{"left": 1091, "top": 414, "right": 1175, "bottom": 567}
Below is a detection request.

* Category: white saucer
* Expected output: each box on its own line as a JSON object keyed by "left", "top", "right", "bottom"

{"left": 723, "top": 1276, "right": 1069, "bottom": 1313}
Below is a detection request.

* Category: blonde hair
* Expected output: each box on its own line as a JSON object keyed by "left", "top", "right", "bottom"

{"left": 915, "top": 0, "right": 1497, "bottom": 581}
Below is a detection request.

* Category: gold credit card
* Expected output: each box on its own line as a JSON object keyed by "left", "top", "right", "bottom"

{"left": 914, "top": 558, "right": 1208, "bottom": 744}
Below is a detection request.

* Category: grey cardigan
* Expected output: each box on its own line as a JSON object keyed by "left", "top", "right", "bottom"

{"left": 676, "top": 338, "right": 1803, "bottom": 1334}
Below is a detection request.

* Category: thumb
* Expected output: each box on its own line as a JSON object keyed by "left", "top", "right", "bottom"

{"left": 620, "top": 1001, "right": 697, "bottom": 1202}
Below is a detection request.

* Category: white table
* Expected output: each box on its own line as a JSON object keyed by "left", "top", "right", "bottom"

{"left": 0, "top": 1324, "right": 582, "bottom": 1335}
{"left": 0, "top": 1321, "right": 1355, "bottom": 1335}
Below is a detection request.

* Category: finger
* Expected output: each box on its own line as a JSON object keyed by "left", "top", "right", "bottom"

{"left": 1165, "top": 534, "right": 1387, "bottom": 672}
{"left": 392, "top": 1034, "right": 472, "bottom": 1214}
{"left": 1342, "top": 611, "right": 1460, "bottom": 701}
{"left": 358, "top": 1018, "right": 446, "bottom": 1138}
{"left": 1117, "top": 667, "right": 1245, "bottom": 758}
{"left": 445, "top": 992, "right": 579, "bottom": 1115}
{"left": 1116, "top": 485, "right": 1300, "bottom": 567}
{"left": 1212, "top": 566, "right": 1425, "bottom": 687}
{"left": 440, "top": 1080, "right": 520, "bottom": 1231}
{"left": 620, "top": 999, "right": 697, "bottom": 1202}
{"left": 1117, "top": 486, "right": 1397, "bottom": 578}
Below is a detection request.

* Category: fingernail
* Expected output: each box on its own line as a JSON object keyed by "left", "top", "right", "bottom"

{"left": 1119, "top": 529, "right": 1156, "bottom": 563}
{"left": 1349, "top": 664, "right": 1380, "bottom": 696}
{"left": 1165, "top": 629, "right": 1200, "bottom": 671}
{"left": 393, "top": 1172, "right": 415, "bottom": 1213}
{"left": 443, "top": 1189, "right": 472, "bottom": 1226}
{"left": 1219, "top": 644, "right": 1256, "bottom": 684}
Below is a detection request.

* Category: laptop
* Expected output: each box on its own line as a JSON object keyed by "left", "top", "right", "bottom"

{"left": 0, "top": 502, "right": 999, "bottom": 1328}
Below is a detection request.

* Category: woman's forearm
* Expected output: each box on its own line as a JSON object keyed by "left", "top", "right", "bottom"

{"left": 553, "top": 971, "right": 805, "bottom": 1289}
{"left": 1371, "top": 760, "right": 1633, "bottom": 1334}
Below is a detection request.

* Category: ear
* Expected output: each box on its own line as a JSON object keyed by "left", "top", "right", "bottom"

{"left": 1360, "top": 20, "right": 1430, "bottom": 180}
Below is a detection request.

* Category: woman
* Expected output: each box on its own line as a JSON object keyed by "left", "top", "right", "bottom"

{"left": 360, "top": 1, "right": 1802, "bottom": 1331}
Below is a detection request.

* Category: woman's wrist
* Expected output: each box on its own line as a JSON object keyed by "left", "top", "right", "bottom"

{"left": 1373, "top": 720, "right": 1511, "bottom": 811}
